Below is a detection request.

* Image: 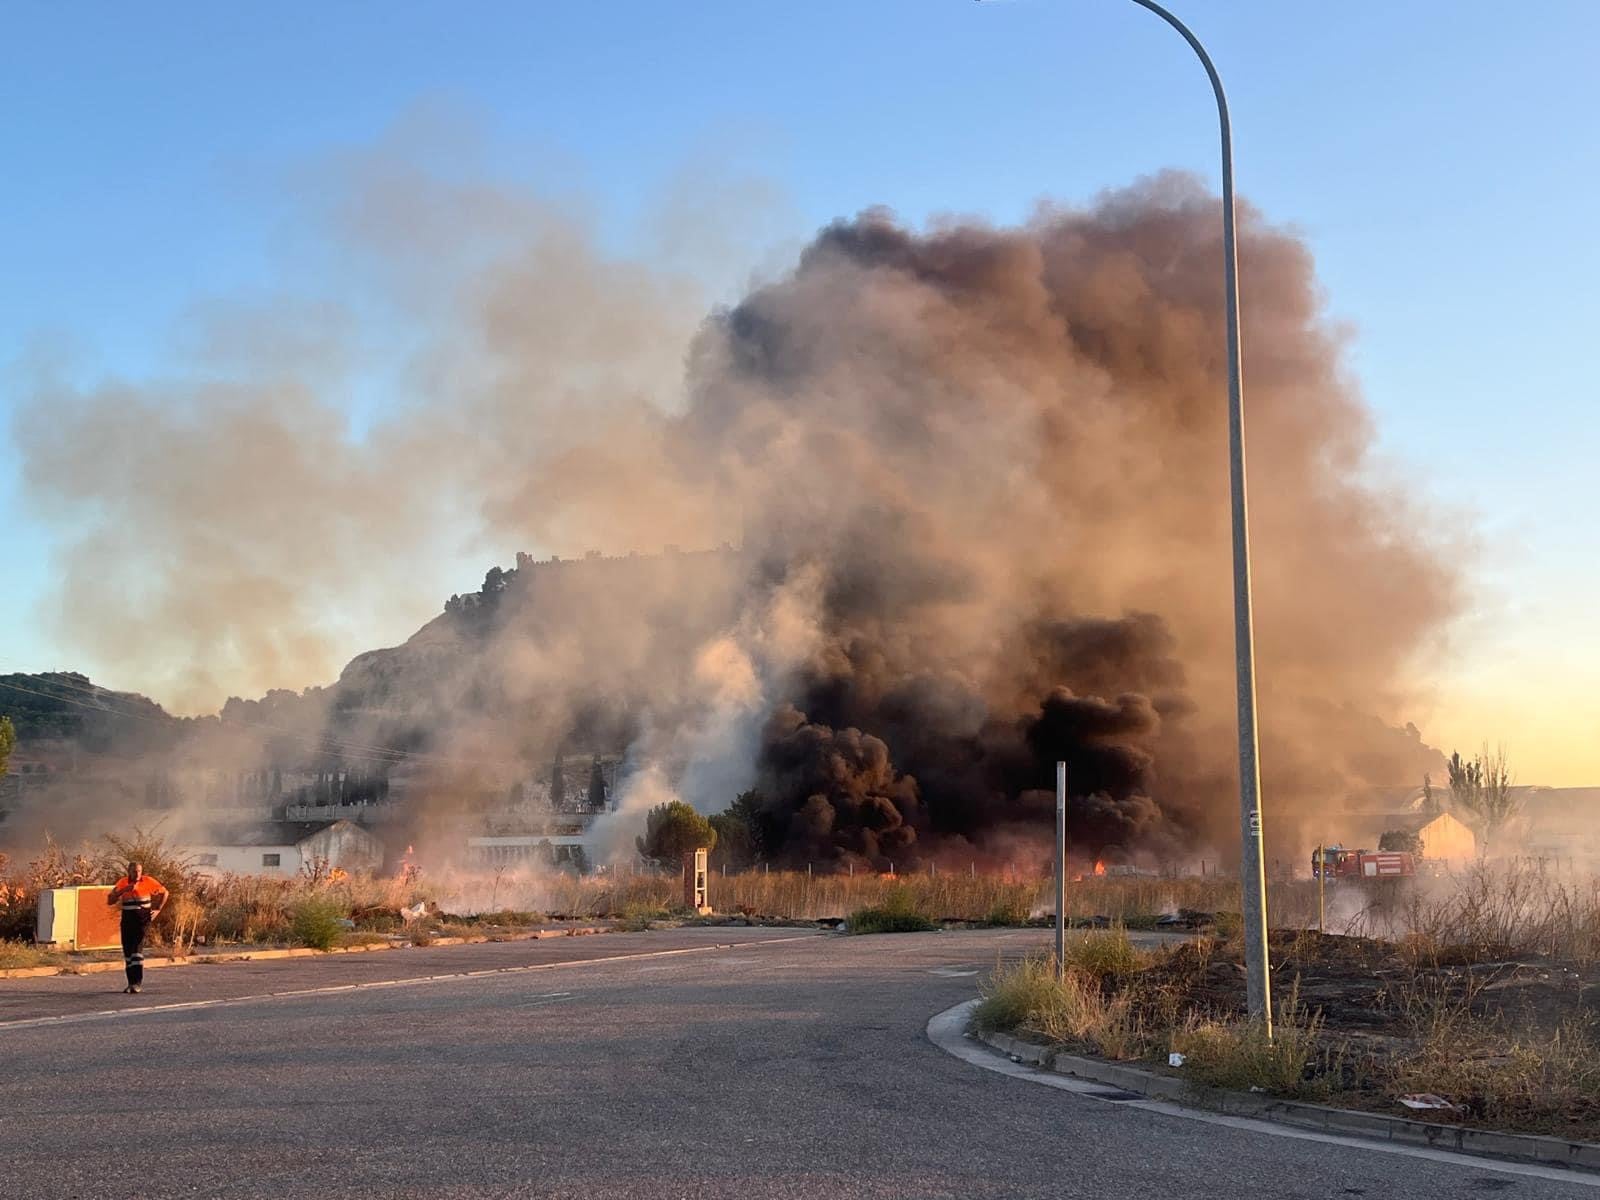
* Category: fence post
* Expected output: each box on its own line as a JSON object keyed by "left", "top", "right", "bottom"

{"left": 1055, "top": 760, "right": 1067, "bottom": 981}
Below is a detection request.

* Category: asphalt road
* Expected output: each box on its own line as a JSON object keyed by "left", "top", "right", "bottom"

{"left": 2, "top": 927, "right": 1592, "bottom": 1199}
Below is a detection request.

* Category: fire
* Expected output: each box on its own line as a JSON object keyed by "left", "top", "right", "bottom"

{"left": 1093, "top": 860, "right": 1106, "bottom": 876}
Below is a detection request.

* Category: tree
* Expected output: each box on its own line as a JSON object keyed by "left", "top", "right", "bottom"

{"left": 1378, "top": 828, "right": 1423, "bottom": 856}
{"left": 709, "top": 809, "right": 755, "bottom": 871}
{"left": 710, "top": 789, "right": 768, "bottom": 871}
{"left": 1446, "top": 745, "right": 1518, "bottom": 856}
{"left": 549, "top": 749, "right": 567, "bottom": 811}
{"left": 0, "top": 715, "right": 15, "bottom": 778}
{"left": 1421, "top": 772, "right": 1440, "bottom": 816}
{"left": 587, "top": 756, "right": 608, "bottom": 811}
{"left": 636, "top": 801, "right": 717, "bottom": 869}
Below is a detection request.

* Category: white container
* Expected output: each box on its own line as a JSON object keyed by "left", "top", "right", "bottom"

{"left": 35, "top": 887, "right": 80, "bottom": 948}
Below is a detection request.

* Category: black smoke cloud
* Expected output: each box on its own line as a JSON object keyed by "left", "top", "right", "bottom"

{"left": 743, "top": 613, "right": 1190, "bottom": 868}
{"left": 656, "top": 176, "right": 1454, "bottom": 867}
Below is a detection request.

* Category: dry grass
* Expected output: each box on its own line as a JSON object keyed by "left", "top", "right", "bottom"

{"left": 1171, "top": 984, "right": 1330, "bottom": 1098}
{"left": 0, "top": 940, "right": 69, "bottom": 970}
{"left": 974, "top": 874, "right": 1600, "bottom": 1140}
{"left": 1060, "top": 926, "right": 1146, "bottom": 978}
{"left": 848, "top": 885, "right": 940, "bottom": 934}
{"left": 973, "top": 934, "right": 1158, "bottom": 1063}
{"left": 1390, "top": 1016, "right": 1600, "bottom": 1133}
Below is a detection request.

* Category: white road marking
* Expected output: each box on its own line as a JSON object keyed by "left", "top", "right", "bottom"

{"left": 510, "top": 991, "right": 575, "bottom": 1009}
{"left": 927, "top": 1000, "right": 1599, "bottom": 1188}
{"left": 0, "top": 936, "right": 819, "bottom": 1033}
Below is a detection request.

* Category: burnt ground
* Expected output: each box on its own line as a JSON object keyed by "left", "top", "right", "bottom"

{"left": 1124, "top": 929, "right": 1600, "bottom": 1138}
{"left": 1144, "top": 930, "right": 1600, "bottom": 1036}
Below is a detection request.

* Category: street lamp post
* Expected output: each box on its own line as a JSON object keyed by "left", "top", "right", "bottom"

{"left": 1127, "top": 0, "right": 1272, "bottom": 1033}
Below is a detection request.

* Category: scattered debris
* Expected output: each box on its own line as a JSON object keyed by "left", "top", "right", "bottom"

{"left": 1168, "top": 1052, "right": 1186, "bottom": 1067}
{"left": 400, "top": 901, "right": 429, "bottom": 924}
{"left": 1399, "top": 1094, "right": 1463, "bottom": 1112}
{"left": 1156, "top": 909, "right": 1216, "bottom": 931}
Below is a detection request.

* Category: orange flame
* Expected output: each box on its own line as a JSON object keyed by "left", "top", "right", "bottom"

{"left": 1093, "top": 860, "right": 1106, "bottom": 876}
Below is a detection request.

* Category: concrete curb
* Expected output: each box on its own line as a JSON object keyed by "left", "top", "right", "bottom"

{"left": 0, "top": 925, "right": 614, "bottom": 980}
{"left": 974, "top": 1027, "right": 1600, "bottom": 1174}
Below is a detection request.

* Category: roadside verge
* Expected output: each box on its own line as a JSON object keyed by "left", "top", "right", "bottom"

{"left": 935, "top": 999, "right": 1599, "bottom": 1176}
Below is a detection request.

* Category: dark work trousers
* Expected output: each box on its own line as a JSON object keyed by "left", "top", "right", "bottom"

{"left": 120, "top": 909, "right": 152, "bottom": 987}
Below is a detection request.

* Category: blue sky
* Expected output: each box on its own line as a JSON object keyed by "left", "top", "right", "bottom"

{"left": 2, "top": 1, "right": 1595, "bottom": 782}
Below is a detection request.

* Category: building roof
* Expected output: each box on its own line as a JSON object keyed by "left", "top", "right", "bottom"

{"left": 186, "top": 820, "right": 346, "bottom": 848}
{"left": 1343, "top": 786, "right": 1431, "bottom": 814}
{"left": 1365, "top": 811, "right": 1441, "bottom": 836}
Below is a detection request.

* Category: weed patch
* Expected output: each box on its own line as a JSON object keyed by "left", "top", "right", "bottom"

{"left": 849, "top": 886, "right": 938, "bottom": 934}
{"left": 290, "top": 897, "right": 348, "bottom": 951}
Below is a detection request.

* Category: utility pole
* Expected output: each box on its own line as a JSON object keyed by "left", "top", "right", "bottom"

{"left": 1129, "top": 0, "right": 1272, "bottom": 1035}
{"left": 1316, "top": 845, "right": 1326, "bottom": 934}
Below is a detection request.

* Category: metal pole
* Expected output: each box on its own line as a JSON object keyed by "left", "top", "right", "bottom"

{"left": 1055, "top": 761, "right": 1067, "bottom": 981}
{"left": 1129, "top": 0, "right": 1271, "bottom": 1034}
{"left": 1316, "top": 845, "right": 1325, "bottom": 934}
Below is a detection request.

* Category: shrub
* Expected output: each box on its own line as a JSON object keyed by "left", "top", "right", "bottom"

{"left": 849, "top": 886, "right": 937, "bottom": 934}
{"left": 1171, "top": 987, "right": 1325, "bottom": 1097}
{"left": 100, "top": 828, "right": 197, "bottom": 895}
{"left": 983, "top": 897, "right": 1032, "bottom": 927}
{"left": 1061, "top": 928, "right": 1143, "bottom": 979}
{"left": 290, "top": 896, "right": 347, "bottom": 951}
{"left": 973, "top": 955, "right": 1067, "bottom": 1033}
{"left": 616, "top": 902, "right": 670, "bottom": 932}
{"left": 973, "top": 954, "right": 1147, "bottom": 1060}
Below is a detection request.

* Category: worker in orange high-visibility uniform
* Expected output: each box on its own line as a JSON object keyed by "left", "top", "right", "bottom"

{"left": 106, "top": 862, "right": 168, "bottom": 994}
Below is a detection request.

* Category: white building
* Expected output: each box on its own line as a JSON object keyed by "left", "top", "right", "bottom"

{"left": 185, "top": 819, "right": 386, "bottom": 877}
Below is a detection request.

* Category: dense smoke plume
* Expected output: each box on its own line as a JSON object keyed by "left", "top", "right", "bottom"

{"left": 9, "top": 154, "right": 1456, "bottom": 865}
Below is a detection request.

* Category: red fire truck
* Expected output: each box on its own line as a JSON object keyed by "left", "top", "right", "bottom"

{"left": 1311, "top": 844, "right": 1416, "bottom": 881}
